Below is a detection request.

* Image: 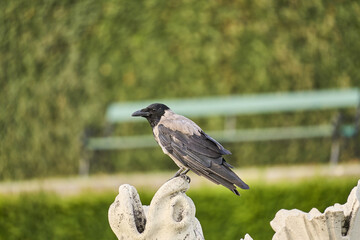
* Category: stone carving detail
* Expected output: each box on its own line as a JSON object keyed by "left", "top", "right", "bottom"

{"left": 240, "top": 233, "right": 254, "bottom": 240}
{"left": 108, "top": 176, "right": 204, "bottom": 240}
{"left": 271, "top": 180, "right": 360, "bottom": 240}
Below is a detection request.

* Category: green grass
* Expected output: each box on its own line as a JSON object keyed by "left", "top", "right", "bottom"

{"left": 0, "top": 177, "right": 358, "bottom": 240}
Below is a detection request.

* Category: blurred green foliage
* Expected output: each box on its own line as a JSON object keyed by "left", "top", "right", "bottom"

{"left": 0, "top": 177, "right": 357, "bottom": 240}
{"left": 1, "top": 0, "right": 360, "bottom": 179}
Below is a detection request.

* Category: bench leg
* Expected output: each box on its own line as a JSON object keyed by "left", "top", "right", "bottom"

{"left": 79, "top": 155, "right": 90, "bottom": 176}
{"left": 330, "top": 139, "right": 340, "bottom": 165}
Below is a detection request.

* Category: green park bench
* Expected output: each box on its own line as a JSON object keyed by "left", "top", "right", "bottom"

{"left": 82, "top": 88, "right": 359, "bottom": 174}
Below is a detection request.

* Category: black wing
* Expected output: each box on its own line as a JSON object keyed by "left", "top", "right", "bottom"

{"left": 157, "top": 124, "right": 249, "bottom": 195}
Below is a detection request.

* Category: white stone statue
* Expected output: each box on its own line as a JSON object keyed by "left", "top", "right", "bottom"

{"left": 271, "top": 180, "right": 360, "bottom": 240}
{"left": 108, "top": 176, "right": 204, "bottom": 240}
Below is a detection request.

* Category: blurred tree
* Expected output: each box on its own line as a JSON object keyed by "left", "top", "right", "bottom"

{"left": 1, "top": 0, "right": 359, "bottom": 179}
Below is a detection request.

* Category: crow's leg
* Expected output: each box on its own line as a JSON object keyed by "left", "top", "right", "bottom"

{"left": 173, "top": 168, "right": 185, "bottom": 178}
{"left": 169, "top": 168, "right": 191, "bottom": 183}
{"left": 181, "top": 169, "right": 190, "bottom": 175}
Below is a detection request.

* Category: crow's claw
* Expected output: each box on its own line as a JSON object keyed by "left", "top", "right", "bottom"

{"left": 180, "top": 174, "right": 191, "bottom": 183}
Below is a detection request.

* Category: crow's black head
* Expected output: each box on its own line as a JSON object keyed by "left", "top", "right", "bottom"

{"left": 132, "top": 103, "right": 170, "bottom": 127}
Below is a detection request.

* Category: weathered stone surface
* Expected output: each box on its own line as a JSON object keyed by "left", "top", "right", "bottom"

{"left": 271, "top": 180, "right": 360, "bottom": 240}
{"left": 240, "top": 233, "right": 254, "bottom": 240}
{"left": 108, "top": 176, "right": 204, "bottom": 240}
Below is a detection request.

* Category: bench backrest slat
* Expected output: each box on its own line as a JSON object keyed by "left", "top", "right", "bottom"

{"left": 106, "top": 88, "right": 359, "bottom": 123}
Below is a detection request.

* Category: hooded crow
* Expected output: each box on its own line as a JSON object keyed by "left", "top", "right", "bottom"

{"left": 132, "top": 103, "right": 249, "bottom": 196}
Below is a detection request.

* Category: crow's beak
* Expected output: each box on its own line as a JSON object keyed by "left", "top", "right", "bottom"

{"left": 132, "top": 109, "right": 150, "bottom": 117}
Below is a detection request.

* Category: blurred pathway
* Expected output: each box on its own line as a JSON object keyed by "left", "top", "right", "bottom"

{"left": 0, "top": 163, "right": 359, "bottom": 196}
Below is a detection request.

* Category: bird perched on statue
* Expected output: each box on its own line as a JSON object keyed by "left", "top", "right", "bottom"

{"left": 132, "top": 103, "right": 249, "bottom": 196}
